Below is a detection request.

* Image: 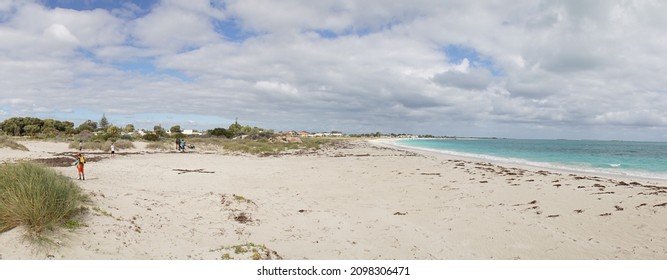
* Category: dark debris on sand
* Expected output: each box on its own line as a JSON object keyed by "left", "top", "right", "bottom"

{"left": 32, "top": 155, "right": 104, "bottom": 167}
{"left": 31, "top": 151, "right": 141, "bottom": 167}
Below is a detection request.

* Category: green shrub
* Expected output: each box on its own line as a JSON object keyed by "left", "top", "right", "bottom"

{"left": 112, "top": 139, "right": 134, "bottom": 150}
{"left": 67, "top": 139, "right": 134, "bottom": 152}
{"left": 0, "top": 162, "right": 88, "bottom": 234}
{"left": 68, "top": 140, "right": 99, "bottom": 150}
{"left": 187, "top": 137, "right": 339, "bottom": 155}
{"left": 0, "top": 136, "right": 29, "bottom": 151}
{"left": 90, "top": 133, "right": 108, "bottom": 142}
{"left": 143, "top": 133, "right": 160, "bottom": 142}
{"left": 214, "top": 243, "right": 282, "bottom": 260}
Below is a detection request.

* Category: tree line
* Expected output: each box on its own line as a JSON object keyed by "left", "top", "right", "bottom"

{"left": 0, "top": 117, "right": 75, "bottom": 137}
{"left": 0, "top": 115, "right": 125, "bottom": 138}
{"left": 0, "top": 116, "right": 275, "bottom": 140}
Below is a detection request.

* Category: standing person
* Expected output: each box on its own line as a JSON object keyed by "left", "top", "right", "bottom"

{"left": 176, "top": 138, "right": 181, "bottom": 151}
{"left": 74, "top": 152, "right": 86, "bottom": 180}
{"left": 110, "top": 142, "right": 115, "bottom": 157}
{"left": 180, "top": 138, "right": 186, "bottom": 152}
{"left": 79, "top": 140, "right": 83, "bottom": 151}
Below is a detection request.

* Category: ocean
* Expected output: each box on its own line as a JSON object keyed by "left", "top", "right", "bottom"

{"left": 396, "top": 138, "right": 667, "bottom": 180}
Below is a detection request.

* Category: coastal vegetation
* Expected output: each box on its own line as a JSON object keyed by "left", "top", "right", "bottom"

{"left": 188, "top": 137, "right": 338, "bottom": 156}
{"left": 0, "top": 162, "right": 88, "bottom": 235}
{"left": 68, "top": 139, "right": 134, "bottom": 152}
{"left": 0, "top": 117, "right": 75, "bottom": 137}
{"left": 142, "top": 136, "right": 338, "bottom": 155}
{"left": 1, "top": 115, "right": 344, "bottom": 156}
{"left": 146, "top": 141, "right": 170, "bottom": 151}
{"left": 0, "top": 116, "right": 126, "bottom": 140}
{"left": 0, "top": 136, "right": 29, "bottom": 151}
{"left": 214, "top": 243, "right": 282, "bottom": 260}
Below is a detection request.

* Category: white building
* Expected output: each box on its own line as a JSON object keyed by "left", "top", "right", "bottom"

{"left": 182, "top": 129, "right": 202, "bottom": 136}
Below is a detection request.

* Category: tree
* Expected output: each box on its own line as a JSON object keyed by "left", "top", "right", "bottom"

{"left": 42, "top": 119, "right": 57, "bottom": 131}
{"left": 1, "top": 117, "right": 77, "bottom": 136}
{"left": 208, "top": 128, "right": 231, "bottom": 138}
{"left": 228, "top": 122, "right": 243, "bottom": 137}
{"left": 170, "top": 125, "right": 182, "bottom": 134}
{"left": 153, "top": 125, "right": 166, "bottom": 137}
{"left": 124, "top": 124, "right": 135, "bottom": 133}
{"left": 41, "top": 126, "right": 59, "bottom": 137}
{"left": 54, "top": 120, "right": 74, "bottom": 134}
{"left": 0, "top": 117, "right": 42, "bottom": 136}
{"left": 57, "top": 121, "right": 75, "bottom": 134}
{"left": 143, "top": 133, "right": 160, "bottom": 141}
{"left": 77, "top": 120, "right": 97, "bottom": 133}
{"left": 0, "top": 119, "right": 21, "bottom": 136}
{"left": 99, "top": 114, "right": 109, "bottom": 130}
{"left": 106, "top": 125, "right": 121, "bottom": 139}
{"left": 23, "top": 124, "right": 41, "bottom": 136}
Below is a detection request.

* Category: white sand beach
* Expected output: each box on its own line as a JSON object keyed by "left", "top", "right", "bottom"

{"left": 1, "top": 139, "right": 666, "bottom": 260}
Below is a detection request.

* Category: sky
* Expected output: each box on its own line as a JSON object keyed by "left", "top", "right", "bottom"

{"left": 1, "top": 0, "right": 667, "bottom": 141}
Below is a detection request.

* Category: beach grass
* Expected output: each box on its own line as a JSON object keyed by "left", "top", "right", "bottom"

{"left": 214, "top": 242, "right": 282, "bottom": 260}
{"left": 0, "top": 136, "right": 29, "bottom": 151}
{"left": 145, "top": 141, "right": 170, "bottom": 151}
{"left": 233, "top": 194, "right": 251, "bottom": 203}
{"left": 189, "top": 137, "right": 340, "bottom": 156}
{"left": 68, "top": 139, "right": 134, "bottom": 152}
{"left": 0, "top": 162, "right": 88, "bottom": 235}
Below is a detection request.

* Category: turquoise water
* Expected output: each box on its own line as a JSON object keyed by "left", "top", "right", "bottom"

{"left": 397, "top": 138, "right": 667, "bottom": 179}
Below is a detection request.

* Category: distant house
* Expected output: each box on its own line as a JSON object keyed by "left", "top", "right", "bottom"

{"left": 182, "top": 129, "right": 202, "bottom": 136}
{"left": 310, "top": 132, "right": 344, "bottom": 137}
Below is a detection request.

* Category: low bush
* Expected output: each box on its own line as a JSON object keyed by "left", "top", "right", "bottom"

{"left": 112, "top": 139, "right": 134, "bottom": 150}
{"left": 0, "top": 162, "right": 88, "bottom": 234}
{"left": 188, "top": 137, "right": 340, "bottom": 156}
{"left": 68, "top": 139, "right": 134, "bottom": 152}
{"left": 142, "top": 133, "right": 160, "bottom": 142}
{"left": 146, "top": 141, "right": 169, "bottom": 151}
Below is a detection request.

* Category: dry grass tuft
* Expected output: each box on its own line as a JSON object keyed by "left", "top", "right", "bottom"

{"left": 0, "top": 136, "right": 29, "bottom": 151}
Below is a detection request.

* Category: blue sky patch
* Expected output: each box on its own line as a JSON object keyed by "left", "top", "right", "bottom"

{"left": 443, "top": 44, "right": 503, "bottom": 76}
{"left": 312, "top": 27, "right": 372, "bottom": 39}
{"left": 41, "top": 0, "right": 155, "bottom": 11}
{"left": 76, "top": 48, "right": 101, "bottom": 63}
{"left": 314, "top": 29, "right": 338, "bottom": 39}
{"left": 213, "top": 18, "right": 256, "bottom": 42}
{"left": 114, "top": 59, "right": 192, "bottom": 82}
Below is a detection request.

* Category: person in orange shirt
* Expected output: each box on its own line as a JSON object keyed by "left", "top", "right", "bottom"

{"left": 74, "top": 152, "right": 86, "bottom": 180}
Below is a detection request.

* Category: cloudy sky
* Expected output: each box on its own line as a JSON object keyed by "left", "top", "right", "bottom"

{"left": 1, "top": 0, "right": 666, "bottom": 140}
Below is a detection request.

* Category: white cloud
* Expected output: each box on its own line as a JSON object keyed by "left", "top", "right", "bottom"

{"left": 255, "top": 81, "right": 299, "bottom": 96}
{"left": 43, "top": 23, "right": 79, "bottom": 44}
{"left": 224, "top": 0, "right": 435, "bottom": 34}
{"left": 1, "top": 1, "right": 667, "bottom": 140}
{"left": 593, "top": 111, "right": 667, "bottom": 127}
{"left": 433, "top": 61, "right": 495, "bottom": 91}
{"left": 131, "top": 0, "right": 223, "bottom": 51}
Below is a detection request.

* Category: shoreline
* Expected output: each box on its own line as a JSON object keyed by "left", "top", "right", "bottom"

{"left": 373, "top": 138, "right": 667, "bottom": 185}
